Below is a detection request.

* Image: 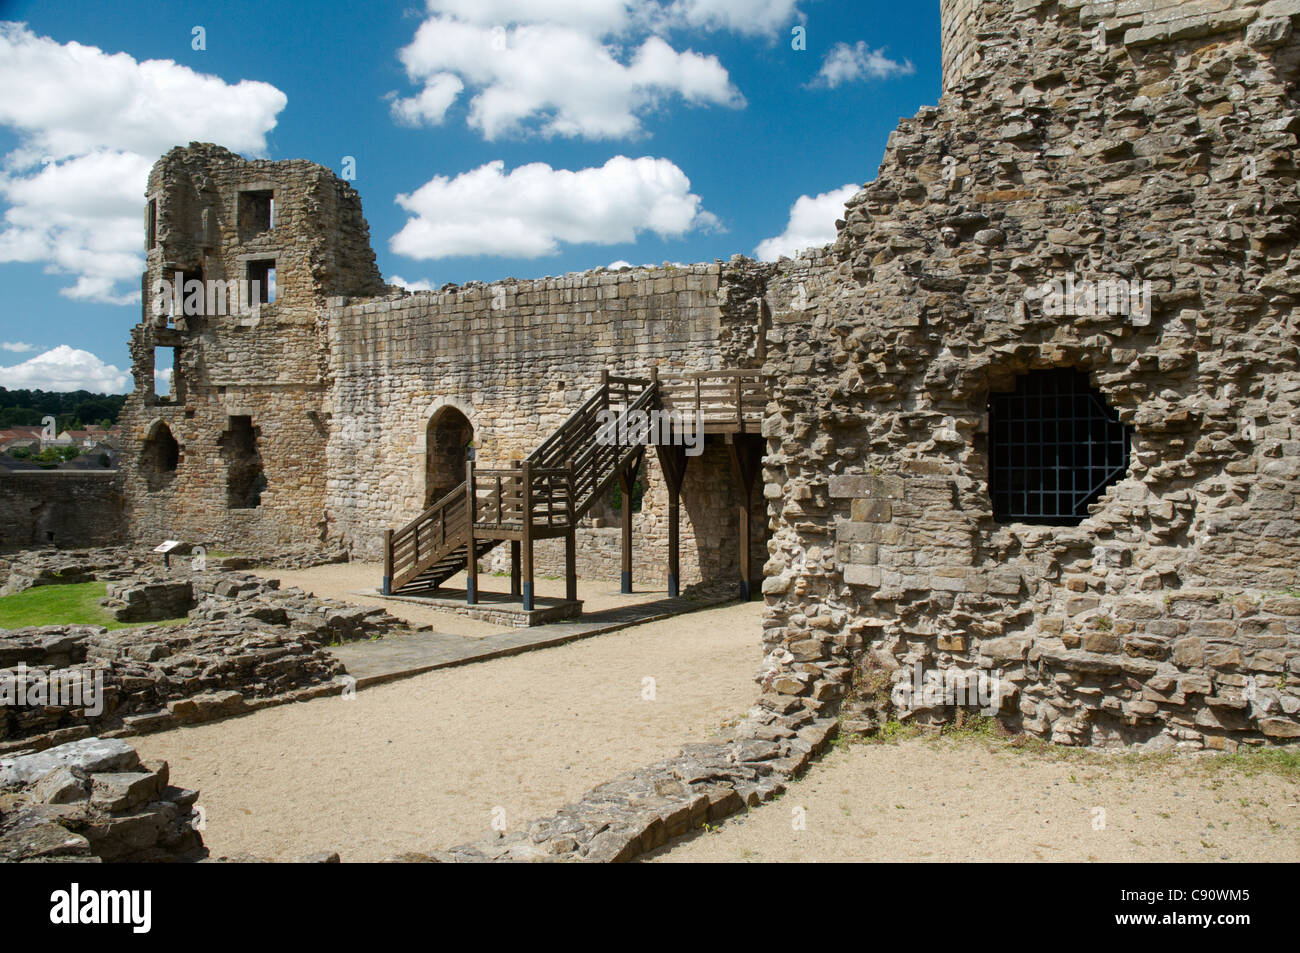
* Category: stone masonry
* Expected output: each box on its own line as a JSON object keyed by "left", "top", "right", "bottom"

{"left": 759, "top": 0, "right": 1300, "bottom": 749}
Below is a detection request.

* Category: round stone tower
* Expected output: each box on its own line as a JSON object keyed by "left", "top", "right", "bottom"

{"left": 940, "top": 0, "right": 1275, "bottom": 94}
{"left": 939, "top": 0, "right": 984, "bottom": 92}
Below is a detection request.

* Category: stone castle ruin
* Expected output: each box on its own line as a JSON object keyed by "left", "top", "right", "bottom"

{"left": 116, "top": 0, "right": 1300, "bottom": 748}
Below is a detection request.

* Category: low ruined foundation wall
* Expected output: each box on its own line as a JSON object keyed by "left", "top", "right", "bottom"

{"left": 0, "top": 471, "right": 125, "bottom": 549}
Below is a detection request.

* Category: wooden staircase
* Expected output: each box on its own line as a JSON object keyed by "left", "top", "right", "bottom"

{"left": 381, "top": 368, "right": 767, "bottom": 605}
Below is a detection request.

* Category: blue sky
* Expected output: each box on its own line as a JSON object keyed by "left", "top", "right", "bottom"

{"left": 0, "top": 0, "right": 940, "bottom": 393}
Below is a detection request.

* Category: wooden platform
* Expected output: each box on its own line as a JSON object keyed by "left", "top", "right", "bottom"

{"left": 364, "top": 588, "right": 582, "bottom": 628}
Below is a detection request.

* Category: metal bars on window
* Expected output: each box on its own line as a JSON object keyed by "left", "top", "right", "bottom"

{"left": 989, "top": 368, "right": 1130, "bottom": 525}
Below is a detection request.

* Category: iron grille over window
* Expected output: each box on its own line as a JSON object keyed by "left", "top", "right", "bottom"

{"left": 989, "top": 368, "right": 1130, "bottom": 525}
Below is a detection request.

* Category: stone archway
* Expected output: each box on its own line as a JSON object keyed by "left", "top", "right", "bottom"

{"left": 140, "top": 418, "right": 180, "bottom": 492}
{"left": 425, "top": 405, "right": 474, "bottom": 507}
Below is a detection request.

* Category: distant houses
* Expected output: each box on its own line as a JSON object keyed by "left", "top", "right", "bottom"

{"left": 0, "top": 424, "right": 122, "bottom": 470}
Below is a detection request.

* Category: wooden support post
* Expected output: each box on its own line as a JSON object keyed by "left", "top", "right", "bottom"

{"left": 617, "top": 450, "right": 642, "bottom": 594}
{"left": 565, "top": 529, "right": 577, "bottom": 604}
{"left": 521, "top": 460, "right": 534, "bottom": 611}
{"left": 656, "top": 444, "right": 687, "bottom": 599}
{"left": 465, "top": 460, "right": 477, "bottom": 605}
{"left": 510, "top": 541, "right": 521, "bottom": 598}
{"left": 565, "top": 459, "right": 578, "bottom": 605}
{"left": 381, "top": 529, "right": 393, "bottom": 596}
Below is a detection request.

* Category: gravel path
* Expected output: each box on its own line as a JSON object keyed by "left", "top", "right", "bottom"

{"left": 133, "top": 600, "right": 764, "bottom": 861}
{"left": 646, "top": 736, "right": 1300, "bottom": 863}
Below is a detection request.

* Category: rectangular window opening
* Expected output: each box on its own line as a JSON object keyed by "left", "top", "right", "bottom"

{"left": 152, "top": 346, "right": 181, "bottom": 402}
{"left": 245, "top": 259, "right": 277, "bottom": 304}
{"left": 219, "top": 415, "right": 266, "bottom": 509}
{"left": 238, "top": 189, "right": 274, "bottom": 235}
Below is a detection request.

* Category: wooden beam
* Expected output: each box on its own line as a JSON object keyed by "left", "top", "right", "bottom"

{"left": 618, "top": 448, "right": 644, "bottom": 594}
{"left": 656, "top": 444, "right": 688, "bottom": 599}
{"left": 465, "top": 460, "right": 477, "bottom": 605}
{"left": 521, "top": 459, "right": 534, "bottom": 610}
{"left": 565, "top": 458, "right": 578, "bottom": 605}
{"left": 510, "top": 540, "right": 521, "bottom": 598}
{"left": 381, "top": 529, "right": 393, "bottom": 595}
{"left": 565, "top": 528, "right": 577, "bottom": 603}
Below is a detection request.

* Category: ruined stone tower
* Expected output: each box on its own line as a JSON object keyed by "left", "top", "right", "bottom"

{"left": 120, "top": 144, "right": 386, "bottom": 550}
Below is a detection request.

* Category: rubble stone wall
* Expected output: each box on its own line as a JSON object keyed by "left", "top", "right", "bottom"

{"left": 0, "top": 472, "right": 125, "bottom": 550}
{"left": 760, "top": 0, "right": 1300, "bottom": 748}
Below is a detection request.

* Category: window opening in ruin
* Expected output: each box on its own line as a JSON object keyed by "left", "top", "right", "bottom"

{"left": 989, "top": 368, "right": 1130, "bottom": 525}
{"left": 147, "top": 199, "right": 158, "bottom": 248}
{"left": 425, "top": 407, "right": 473, "bottom": 506}
{"left": 152, "top": 347, "right": 179, "bottom": 402}
{"left": 140, "top": 421, "right": 180, "bottom": 491}
{"left": 246, "top": 259, "right": 276, "bottom": 303}
{"left": 220, "top": 415, "right": 266, "bottom": 509}
{"left": 239, "top": 189, "right": 274, "bottom": 235}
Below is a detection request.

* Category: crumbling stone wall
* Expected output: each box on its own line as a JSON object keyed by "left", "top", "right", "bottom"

{"left": 0, "top": 737, "right": 204, "bottom": 863}
{"left": 759, "top": 0, "right": 1300, "bottom": 748}
{"left": 942, "top": 0, "right": 1282, "bottom": 90}
{"left": 0, "top": 471, "right": 125, "bottom": 549}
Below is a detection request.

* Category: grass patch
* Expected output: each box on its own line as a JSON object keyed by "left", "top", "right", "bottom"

{"left": 917, "top": 716, "right": 1300, "bottom": 782}
{"left": 1196, "top": 745, "right": 1300, "bottom": 782}
{"left": 0, "top": 582, "right": 187, "bottom": 631}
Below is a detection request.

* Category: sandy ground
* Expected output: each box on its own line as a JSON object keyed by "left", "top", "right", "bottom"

{"left": 647, "top": 737, "right": 1300, "bottom": 863}
{"left": 133, "top": 600, "right": 764, "bottom": 862}
{"left": 254, "top": 561, "right": 684, "bottom": 638}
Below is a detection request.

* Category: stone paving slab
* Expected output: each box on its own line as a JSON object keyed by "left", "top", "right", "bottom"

{"left": 328, "top": 591, "right": 738, "bottom": 688}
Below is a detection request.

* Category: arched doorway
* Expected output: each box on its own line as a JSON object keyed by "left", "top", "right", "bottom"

{"left": 425, "top": 406, "right": 473, "bottom": 506}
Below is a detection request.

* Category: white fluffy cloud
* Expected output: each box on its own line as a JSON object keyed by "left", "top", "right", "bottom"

{"left": 2, "top": 341, "right": 33, "bottom": 352}
{"left": 0, "top": 23, "right": 287, "bottom": 304}
{"left": 755, "top": 183, "right": 858, "bottom": 261}
{"left": 391, "top": 156, "right": 718, "bottom": 259}
{"left": 0, "top": 345, "right": 129, "bottom": 392}
{"left": 389, "top": 0, "right": 809, "bottom": 139}
{"left": 814, "top": 41, "right": 915, "bottom": 88}
{"left": 665, "top": 0, "right": 804, "bottom": 35}
{"left": 388, "top": 274, "right": 437, "bottom": 291}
